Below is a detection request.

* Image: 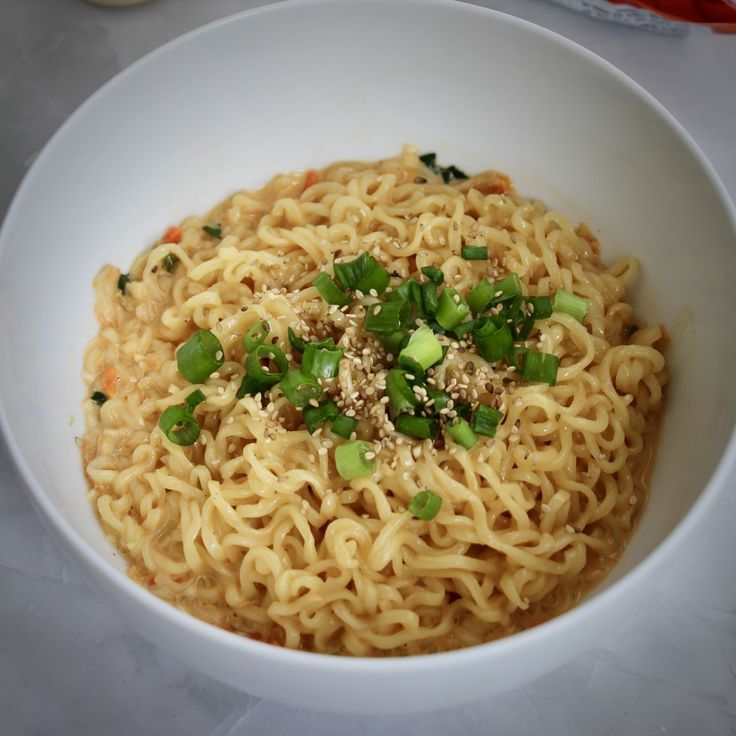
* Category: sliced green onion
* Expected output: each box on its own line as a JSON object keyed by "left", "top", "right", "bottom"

{"left": 386, "top": 369, "right": 420, "bottom": 414}
{"left": 507, "top": 346, "right": 527, "bottom": 371}
{"left": 395, "top": 414, "right": 438, "bottom": 440}
{"left": 419, "top": 152, "right": 438, "bottom": 172}
{"left": 288, "top": 327, "right": 306, "bottom": 354}
{"left": 117, "top": 273, "right": 130, "bottom": 294}
{"left": 386, "top": 278, "right": 418, "bottom": 305}
{"left": 333, "top": 253, "right": 389, "bottom": 294}
{"left": 441, "top": 164, "right": 468, "bottom": 183}
{"left": 471, "top": 405, "right": 503, "bottom": 437}
{"left": 236, "top": 374, "right": 267, "bottom": 399}
{"left": 303, "top": 398, "right": 339, "bottom": 434}
{"left": 279, "top": 368, "right": 323, "bottom": 407}
{"left": 455, "top": 402, "right": 472, "bottom": 421}
{"left": 447, "top": 319, "right": 476, "bottom": 339}
{"left": 331, "top": 414, "right": 359, "bottom": 440}
{"left": 521, "top": 350, "right": 560, "bottom": 385}
{"left": 364, "top": 301, "right": 409, "bottom": 334}
{"left": 421, "top": 282, "right": 439, "bottom": 316}
{"left": 461, "top": 245, "right": 488, "bottom": 261}
{"left": 203, "top": 224, "right": 222, "bottom": 238}
{"left": 553, "top": 290, "right": 590, "bottom": 322}
{"left": 420, "top": 266, "right": 444, "bottom": 285}
{"left": 302, "top": 344, "right": 343, "bottom": 379}
{"left": 335, "top": 440, "right": 376, "bottom": 480}
{"left": 243, "top": 321, "right": 270, "bottom": 352}
{"left": 508, "top": 297, "right": 535, "bottom": 341}
{"left": 446, "top": 418, "right": 478, "bottom": 450}
{"left": 162, "top": 253, "right": 180, "bottom": 273}
{"left": 489, "top": 273, "right": 522, "bottom": 306}
{"left": 356, "top": 261, "right": 390, "bottom": 295}
{"left": 380, "top": 329, "right": 410, "bottom": 357}
{"left": 314, "top": 273, "right": 351, "bottom": 307}
{"left": 184, "top": 389, "right": 206, "bottom": 411}
{"left": 426, "top": 388, "right": 451, "bottom": 413}
{"left": 408, "top": 490, "right": 442, "bottom": 520}
{"left": 90, "top": 391, "right": 107, "bottom": 406}
{"left": 245, "top": 344, "right": 288, "bottom": 386}
{"left": 177, "top": 330, "right": 224, "bottom": 384}
{"left": 473, "top": 316, "right": 513, "bottom": 363}
{"left": 467, "top": 279, "right": 494, "bottom": 314}
{"left": 436, "top": 288, "right": 470, "bottom": 330}
{"left": 398, "top": 325, "right": 443, "bottom": 372}
{"left": 529, "top": 295, "right": 553, "bottom": 320}
{"left": 159, "top": 406, "right": 200, "bottom": 446}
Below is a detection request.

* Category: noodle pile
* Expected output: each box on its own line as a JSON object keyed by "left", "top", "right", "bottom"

{"left": 81, "top": 146, "right": 667, "bottom": 655}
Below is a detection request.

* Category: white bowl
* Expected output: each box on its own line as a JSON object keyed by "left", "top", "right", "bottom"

{"left": 1, "top": 0, "right": 735, "bottom": 714}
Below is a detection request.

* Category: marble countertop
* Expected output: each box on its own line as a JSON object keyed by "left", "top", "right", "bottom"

{"left": 1, "top": 1, "right": 735, "bottom": 734}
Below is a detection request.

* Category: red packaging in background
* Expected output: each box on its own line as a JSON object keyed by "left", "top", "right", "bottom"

{"left": 540, "top": 0, "right": 736, "bottom": 33}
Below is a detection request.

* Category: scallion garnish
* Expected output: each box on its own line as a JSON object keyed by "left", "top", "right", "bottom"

{"left": 380, "top": 329, "right": 410, "bottom": 357}
{"left": 421, "top": 281, "right": 439, "bottom": 316}
{"left": 176, "top": 330, "right": 225, "bottom": 384}
{"left": 426, "top": 388, "right": 451, "bottom": 413}
{"left": 335, "top": 440, "right": 376, "bottom": 480}
{"left": 158, "top": 406, "right": 200, "bottom": 446}
{"left": 90, "top": 391, "right": 107, "bottom": 406}
{"left": 288, "top": 327, "right": 306, "bottom": 353}
{"left": 508, "top": 297, "right": 536, "bottom": 340}
{"left": 471, "top": 404, "right": 503, "bottom": 437}
{"left": 553, "top": 290, "right": 590, "bottom": 322}
{"left": 489, "top": 273, "right": 522, "bottom": 305}
{"left": 184, "top": 389, "right": 206, "bottom": 412}
{"left": 436, "top": 288, "right": 470, "bottom": 330}
{"left": 245, "top": 344, "right": 288, "bottom": 386}
{"left": 395, "top": 414, "right": 439, "bottom": 440}
{"left": 387, "top": 277, "right": 422, "bottom": 308}
{"left": 301, "top": 344, "right": 344, "bottom": 379}
{"left": 398, "top": 325, "right": 443, "bottom": 372}
{"left": 203, "top": 224, "right": 222, "bottom": 238}
{"left": 418, "top": 153, "right": 468, "bottom": 183}
{"left": 333, "top": 252, "right": 389, "bottom": 294}
{"left": 460, "top": 245, "right": 488, "bottom": 261}
{"left": 447, "top": 319, "right": 476, "bottom": 339}
{"left": 117, "top": 273, "right": 130, "bottom": 294}
{"left": 419, "top": 152, "right": 438, "bottom": 171}
{"left": 364, "top": 301, "right": 409, "bottom": 334}
{"left": 529, "top": 295, "right": 553, "bottom": 320}
{"left": 236, "top": 374, "right": 266, "bottom": 399}
{"left": 467, "top": 279, "right": 494, "bottom": 314}
{"left": 314, "top": 273, "right": 351, "bottom": 307}
{"left": 520, "top": 349, "right": 560, "bottom": 385}
{"left": 162, "top": 253, "right": 180, "bottom": 273}
{"left": 303, "top": 398, "right": 339, "bottom": 434}
{"left": 408, "top": 490, "right": 442, "bottom": 520}
{"left": 473, "top": 316, "right": 513, "bottom": 363}
{"left": 420, "top": 266, "right": 444, "bottom": 285}
{"left": 243, "top": 321, "right": 270, "bottom": 352}
{"left": 446, "top": 417, "right": 478, "bottom": 450}
{"left": 386, "top": 369, "right": 420, "bottom": 415}
{"left": 441, "top": 164, "right": 468, "bottom": 183}
{"left": 331, "top": 414, "right": 359, "bottom": 439}
{"left": 279, "top": 368, "right": 323, "bottom": 408}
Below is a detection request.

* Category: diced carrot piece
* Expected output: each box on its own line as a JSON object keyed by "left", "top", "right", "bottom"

{"left": 102, "top": 364, "right": 117, "bottom": 396}
{"left": 163, "top": 226, "right": 182, "bottom": 244}
{"left": 303, "top": 169, "right": 320, "bottom": 191}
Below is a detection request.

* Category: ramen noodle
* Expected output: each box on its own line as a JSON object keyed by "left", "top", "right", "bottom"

{"left": 81, "top": 146, "right": 667, "bottom": 655}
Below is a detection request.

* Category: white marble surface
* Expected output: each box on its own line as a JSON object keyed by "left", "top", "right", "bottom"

{"left": 1, "top": 0, "right": 735, "bottom": 733}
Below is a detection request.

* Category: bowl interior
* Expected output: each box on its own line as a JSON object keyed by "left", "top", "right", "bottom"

{"left": 0, "top": 0, "right": 735, "bottom": 711}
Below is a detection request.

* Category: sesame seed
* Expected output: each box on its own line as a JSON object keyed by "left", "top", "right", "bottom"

{"left": 565, "top": 524, "right": 575, "bottom": 534}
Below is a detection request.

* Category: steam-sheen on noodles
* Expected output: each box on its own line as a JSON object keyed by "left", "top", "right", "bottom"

{"left": 81, "top": 146, "right": 667, "bottom": 655}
